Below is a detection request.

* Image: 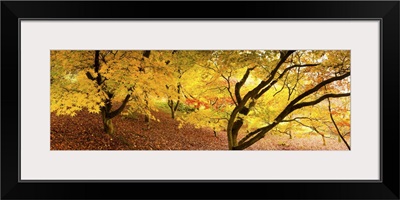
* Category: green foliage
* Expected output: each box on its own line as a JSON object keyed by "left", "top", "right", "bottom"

{"left": 155, "top": 101, "right": 196, "bottom": 114}
{"left": 176, "top": 103, "right": 196, "bottom": 113}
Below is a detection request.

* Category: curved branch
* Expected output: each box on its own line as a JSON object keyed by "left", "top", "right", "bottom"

{"left": 246, "top": 51, "right": 296, "bottom": 101}
{"left": 235, "top": 123, "right": 277, "bottom": 149}
{"left": 238, "top": 127, "right": 264, "bottom": 145}
{"left": 235, "top": 66, "right": 256, "bottom": 104}
{"left": 86, "top": 71, "right": 95, "bottom": 80}
{"left": 292, "top": 72, "right": 350, "bottom": 105}
{"left": 107, "top": 94, "right": 131, "bottom": 119}
{"left": 221, "top": 73, "right": 237, "bottom": 106}
{"left": 328, "top": 97, "right": 351, "bottom": 150}
{"left": 281, "top": 116, "right": 318, "bottom": 122}
{"left": 274, "top": 72, "right": 350, "bottom": 122}
{"left": 107, "top": 87, "right": 134, "bottom": 119}
{"left": 256, "top": 63, "right": 320, "bottom": 99}
{"left": 292, "top": 93, "right": 350, "bottom": 111}
{"left": 236, "top": 93, "right": 350, "bottom": 149}
{"left": 228, "top": 51, "right": 295, "bottom": 149}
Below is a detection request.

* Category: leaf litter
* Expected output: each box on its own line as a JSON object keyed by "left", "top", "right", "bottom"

{"left": 51, "top": 110, "right": 349, "bottom": 151}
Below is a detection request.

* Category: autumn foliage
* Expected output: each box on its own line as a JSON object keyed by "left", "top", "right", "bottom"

{"left": 51, "top": 50, "right": 351, "bottom": 150}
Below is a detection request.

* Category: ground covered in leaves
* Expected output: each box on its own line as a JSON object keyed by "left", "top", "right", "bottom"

{"left": 51, "top": 110, "right": 350, "bottom": 150}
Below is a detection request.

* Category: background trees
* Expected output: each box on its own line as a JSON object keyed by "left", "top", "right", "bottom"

{"left": 51, "top": 50, "right": 350, "bottom": 150}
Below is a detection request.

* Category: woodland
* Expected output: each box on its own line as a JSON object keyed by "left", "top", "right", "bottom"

{"left": 51, "top": 50, "right": 351, "bottom": 150}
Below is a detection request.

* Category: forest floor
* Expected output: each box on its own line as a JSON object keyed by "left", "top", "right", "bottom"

{"left": 51, "top": 109, "right": 350, "bottom": 150}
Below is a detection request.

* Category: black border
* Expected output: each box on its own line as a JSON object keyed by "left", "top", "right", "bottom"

{"left": 2, "top": 1, "right": 399, "bottom": 199}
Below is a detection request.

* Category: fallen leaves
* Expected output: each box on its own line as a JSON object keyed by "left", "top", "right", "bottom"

{"left": 51, "top": 109, "right": 350, "bottom": 150}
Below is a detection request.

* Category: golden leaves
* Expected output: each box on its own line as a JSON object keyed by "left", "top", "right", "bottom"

{"left": 50, "top": 50, "right": 350, "bottom": 144}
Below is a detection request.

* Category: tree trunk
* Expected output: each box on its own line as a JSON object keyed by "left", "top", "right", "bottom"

{"left": 170, "top": 108, "right": 175, "bottom": 119}
{"left": 99, "top": 94, "right": 130, "bottom": 135}
{"left": 168, "top": 100, "right": 175, "bottom": 119}
{"left": 232, "top": 144, "right": 245, "bottom": 150}
{"left": 102, "top": 110, "right": 114, "bottom": 135}
{"left": 168, "top": 99, "right": 179, "bottom": 119}
{"left": 227, "top": 118, "right": 244, "bottom": 150}
{"left": 144, "top": 115, "right": 151, "bottom": 130}
{"left": 103, "top": 117, "right": 114, "bottom": 135}
{"left": 231, "top": 119, "right": 243, "bottom": 148}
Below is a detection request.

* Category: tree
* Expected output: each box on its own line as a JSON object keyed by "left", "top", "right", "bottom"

{"left": 178, "top": 50, "right": 350, "bottom": 150}
{"left": 162, "top": 50, "right": 212, "bottom": 119}
{"left": 51, "top": 50, "right": 350, "bottom": 150}
{"left": 51, "top": 50, "right": 171, "bottom": 134}
{"left": 224, "top": 50, "right": 350, "bottom": 150}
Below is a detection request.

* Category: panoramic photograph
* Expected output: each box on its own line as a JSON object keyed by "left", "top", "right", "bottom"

{"left": 50, "top": 50, "right": 350, "bottom": 150}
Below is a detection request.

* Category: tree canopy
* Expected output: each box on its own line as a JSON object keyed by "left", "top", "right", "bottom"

{"left": 51, "top": 50, "right": 350, "bottom": 150}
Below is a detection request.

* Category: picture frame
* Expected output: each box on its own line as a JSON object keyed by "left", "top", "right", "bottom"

{"left": 2, "top": 1, "right": 399, "bottom": 199}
